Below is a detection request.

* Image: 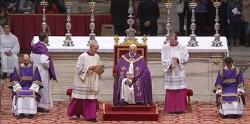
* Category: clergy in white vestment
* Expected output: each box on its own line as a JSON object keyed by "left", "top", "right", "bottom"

{"left": 67, "top": 41, "right": 104, "bottom": 122}
{"left": 30, "top": 32, "right": 57, "bottom": 112}
{"left": 10, "top": 54, "right": 42, "bottom": 119}
{"left": 161, "top": 32, "right": 189, "bottom": 113}
{"left": 0, "top": 23, "right": 20, "bottom": 78}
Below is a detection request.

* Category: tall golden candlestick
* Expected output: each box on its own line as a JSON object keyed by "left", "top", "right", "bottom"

{"left": 211, "top": 1, "right": 222, "bottom": 47}
{"left": 187, "top": 2, "right": 198, "bottom": 47}
{"left": 164, "top": 1, "right": 172, "bottom": 44}
{"left": 63, "top": 1, "right": 74, "bottom": 46}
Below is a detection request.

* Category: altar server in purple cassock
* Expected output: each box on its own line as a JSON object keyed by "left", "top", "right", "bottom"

{"left": 67, "top": 41, "right": 104, "bottom": 122}
{"left": 10, "top": 54, "right": 42, "bottom": 119}
{"left": 215, "top": 57, "right": 245, "bottom": 118}
{"left": 113, "top": 44, "right": 152, "bottom": 106}
{"left": 161, "top": 32, "right": 189, "bottom": 113}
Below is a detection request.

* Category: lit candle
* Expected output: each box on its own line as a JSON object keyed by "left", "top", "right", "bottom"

{"left": 192, "top": 0, "right": 195, "bottom": 3}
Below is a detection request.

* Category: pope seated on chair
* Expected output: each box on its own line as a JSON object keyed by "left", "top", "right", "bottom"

{"left": 10, "top": 54, "right": 42, "bottom": 119}
{"left": 113, "top": 44, "right": 152, "bottom": 105}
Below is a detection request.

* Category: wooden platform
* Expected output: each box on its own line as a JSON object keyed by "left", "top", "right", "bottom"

{"left": 103, "top": 103, "right": 158, "bottom": 121}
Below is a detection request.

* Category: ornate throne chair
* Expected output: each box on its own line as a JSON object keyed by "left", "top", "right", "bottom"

{"left": 103, "top": 35, "right": 158, "bottom": 121}
{"left": 113, "top": 35, "right": 148, "bottom": 75}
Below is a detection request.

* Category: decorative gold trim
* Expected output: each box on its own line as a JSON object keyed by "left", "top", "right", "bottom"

{"left": 221, "top": 93, "right": 238, "bottom": 97}
{"left": 114, "top": 34, "right": 119, "bottom": 45}
{"left": 121, "top": 39, "right": 140, "bottom": 46}
{"left": 142, "top": 34, "right": 147, "bottom": 45}
{"left": 20, "top": 76, "right": 33, "bottom": 81}
{"left": 113, "top": 36, "right": 148, "bottom": 46}
{"left": 211, "top": 58, "right": 222, "bottom": 65}
{"left": 223, "top": 79, "right": 236, "bottom": 83}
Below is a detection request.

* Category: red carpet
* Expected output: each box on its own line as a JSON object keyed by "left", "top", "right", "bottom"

{"left": 1, "top": 79, "right": 250, "bottom": 123}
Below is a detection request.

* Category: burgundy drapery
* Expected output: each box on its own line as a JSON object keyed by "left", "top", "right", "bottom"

{"left": 9, "top": 14, "right": 112, "bottom": 52}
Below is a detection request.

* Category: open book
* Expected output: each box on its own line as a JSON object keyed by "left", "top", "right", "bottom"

{"left": 93, "top": 65, "right": 104, "bottom": 74}
{"left": 171, "top": 57, "right": 179, "bottom": 68}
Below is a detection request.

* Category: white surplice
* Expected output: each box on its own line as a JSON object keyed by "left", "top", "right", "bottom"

{"left": 161, "top": 42, "right": 189, "bottom": 90}
{"left": 219, "top": 98, "right": 244, "bottom": 115}
{"left": 0, "top": 33, "right": 20, "bottom": 74}
{"left": 30, "top": 48, "right": 52, "bottom": 110}
{"left": 72, "top": 52, "right": 101, "bottom": 100}
{"left": 12, "top": 83, "right": 39, "bottom": 115}
{"left": 0, "top": 25, "right": 3, "bottom": 35}
{"left": 217, "top": 88, "right": 245, "bottom": 116}
{"left": 120, "top": 78, "right": 135, "bottom": 104}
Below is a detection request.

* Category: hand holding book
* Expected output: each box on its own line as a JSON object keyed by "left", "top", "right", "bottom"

{"left": 171, "top": 57, "right": 179, "bottom": 68}
{"left": 92, "top": 65, "right": 104, "bottom": 74}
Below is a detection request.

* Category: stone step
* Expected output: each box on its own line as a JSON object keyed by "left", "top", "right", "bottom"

{"left": 103, "top": 103, "right": 158, "bottom": 121}
{"left": 111, "top": 105, "right": 152, "bottom": 111}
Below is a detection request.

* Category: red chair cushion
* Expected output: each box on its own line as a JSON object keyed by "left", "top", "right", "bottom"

{"left": 186, "top": 89, "right": 193, "bottom": 96}
{"left": 66, "top": 89, "right": 73, "bottom": 96}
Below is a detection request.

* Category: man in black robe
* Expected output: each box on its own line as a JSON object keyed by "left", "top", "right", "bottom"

{"left": 137, "top": 0, "right": 160, "bottom": 36}
{"left": 111, "top": 0, "right": 129, "bottom": 36}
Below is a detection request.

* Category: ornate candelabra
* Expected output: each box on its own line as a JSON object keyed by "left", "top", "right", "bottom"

{"left": 211, "top": 2, "right": 223, "bottom": 47}
{"left": 87, "top": 1, "right": 97, "bottom": 46}
{"left": 124, "top": 0, "right": 137, "bottom": 42}
{"left": 63, "top": 1, "right": 74, "bottom": 46}
{"left": 41, "top": 0, "right": 48, "bottom": 33}
{"left": 187, "top": 2, "right": 198, "bottom": 47}
{"left": 164, "top": 2, "right": 172, "bottom": 44}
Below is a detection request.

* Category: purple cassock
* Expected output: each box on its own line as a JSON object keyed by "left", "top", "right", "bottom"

{"left": 113, "top": 53, "right": 152, "bottom": 105}
{"left": 67, "top": 99, "right": 98, "bottom": 120}
{"left": 10, "top": 65, "right": 42, "bottom": 100}
{"left": 215, "top": 67, "right": 244, "bottom": 102}
{"left": 31, "top": 41, "right": 57, "bottom": 80}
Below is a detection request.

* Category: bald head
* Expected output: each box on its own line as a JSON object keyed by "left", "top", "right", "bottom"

{"left": 90, "top": 41, "right": 98, "bottom": 48}
{"left": 23, "top": 54, "right": 30, "bottom": 66}
{"left": 89, "top": 41, "right": 99, "bottom": 54}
